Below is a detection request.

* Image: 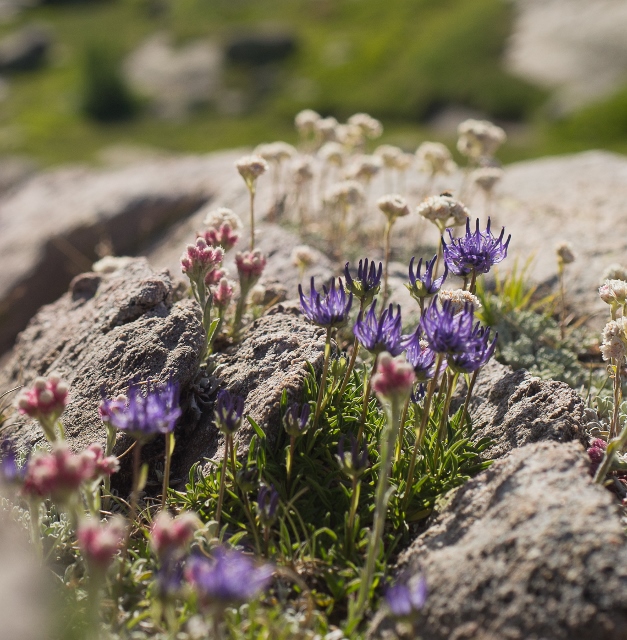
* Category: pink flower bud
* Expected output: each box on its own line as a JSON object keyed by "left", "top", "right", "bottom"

{"left": 180, "top": 238, "right": 224, "bottom": 283}
{"left": 201, "top": 223, "right": 240, "bottom": 252}
{"left": 204, "top": 267, "right": 226, "bottom": 287}
{"left": 77, "top": 517, "right": 126, "bottom": 571}
{"left": 372, "top": 352, "right": 416, "bottom": 402}
{"left": 235, "top": 250, "right": 266, "bottom": 289}
{"left": 212, "top": 277, "right": 234, "bottom": 310}
{"left": 82, "top": 443, "right": 120, "bottom": 479}
{"left": 150, "top": 511, "right": 200, "bottom": 558}
{"left": 22, "top": 444, "right": 96, "bottom": 502}
{"left": 16, "top": 373, "right": 69, "bottom": 426}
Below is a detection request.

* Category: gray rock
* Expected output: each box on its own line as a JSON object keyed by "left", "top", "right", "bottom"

{"left": 175, "top": 301, "right": 326, "bottom": 477}
{"left": 373, "top": 441, "right": 627, "bottom": 640}
{"left": 0, "top": 150, "right": 242, "bottom": 354}
{"left": 463, "top": 359, "right": 586, "bottom": 460}
{"left": 0, "top": 25, "right": 51, "bottom": 72}
{"left": 0, "top": 258, "right": 204, "bottom": 458}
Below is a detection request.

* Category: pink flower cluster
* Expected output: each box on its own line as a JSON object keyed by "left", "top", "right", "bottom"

{"left": 587, "top": 438, "right": 607, "bottom": 476}
{"left": 212, "top": 277, "right": 234, "bottom": 311}
{"left": 150, "top": 511, "right": 199, "bottom": 559}
{"left": 236, "top": 249, "right": 266, "bottom": 288}
{"left": 180, "top": 238, "right": 224, "bottom": 282}
{"left": 77, "top": 517, "right": 126, "bottom": 571}
{"left": 201, "top": 223, "right": 239, "bottom": 253}
{"left": 204, "top": 267, "right": 226, "bottom": 287}
{"left": 22, "top": 443, "right": 118, "bottom": 501}
{"left": 17, "top": 373, "right": 69, "bottom": 427}
{"left": 372, "top": 353, "right": 416, "bottom": 402}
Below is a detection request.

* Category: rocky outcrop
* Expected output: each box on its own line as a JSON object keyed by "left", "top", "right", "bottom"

{"left": 0, "top": 150, "right": 243, "bottom": 354}
{"left": 175, "top": 301, "right": 326, "bottom": 477}
{"left": 464, "top": 359, "right": 586, "bottom": 459}
{"left": 0, "top": 258, "right": 204, "bottom": 455}
{"left": 372, "top": 441, "right": 627, "bottom": 640}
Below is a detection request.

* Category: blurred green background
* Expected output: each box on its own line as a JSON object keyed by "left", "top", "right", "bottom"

{"left": 0, "top": 0, "right": 625, "bottom": 167}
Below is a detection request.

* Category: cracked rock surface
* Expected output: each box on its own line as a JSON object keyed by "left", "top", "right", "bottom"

{"left": 371, "top": 441, "right": 627, "bottom": 640}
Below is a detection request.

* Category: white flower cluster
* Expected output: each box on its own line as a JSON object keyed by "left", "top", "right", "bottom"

{"left": 438, "top": 289, "right": 482, "bottom": 314}
{"left": 457, "top": 119, "right": 506, "bottom": 160}
{"left": 601, "top": 318, "right": 627, "bottom": 362}
{"left": 416, "top": 194, "right": 469, "bottom": 227}
{"left": 377, "top": 194, "right": 410, "bottom": 221}
{"left": 415, "top": 141, "right": 456, "bottom": 177}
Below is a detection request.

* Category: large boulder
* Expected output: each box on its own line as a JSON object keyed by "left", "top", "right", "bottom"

{"left": 0, "top": 150, "right": 242, "bottom": 354}
{"left": 463, "top": 359, "right": 586, "bottom": 460}
{"left": 372, "top": 441, "right": 627, "bottom": 640}
{"left": 0, "top": 258, "right": 204, "bottom": 455}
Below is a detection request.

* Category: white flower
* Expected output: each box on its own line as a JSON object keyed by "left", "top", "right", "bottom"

{"left": 295, "top": 109, "right": 321, "bottom": 135}
{"left": 599, "top": 279, "right": 627, "bottom": 306}
{"left": 325, "top": 180, "right": 365, "bottom": 207}
{"left": 347, "top": 112, "right": 383, "bottom": 138}
{"left": 236, "top": 155, "right": 269, "bottom": 185}
{"left": 416, "top": 141, "right": 456, "bottom": 176}
{"left": 457, "top": 119, "right": 506, "bottom": 160}
{"left": 377, "top": 194, "right": 410, "bottom": 221}
{"left": 416, "top": 194, "right": 469, "bottom": 227}
{"left": 601, "top": 318, "right": 627, "bottom": 362}
{"left": 471, "top": 166, "right": 504, "bottom": 193}
{"left": 203, "top": 207, "right": 243, "bottom": 231}
{"left": 291, "top": 245, "right": 317, "bottom": 269}
{"left": 374, "top": 144, "right": 402, "bottom": 168}
{"left": 438, "top": 289, "right": 482, "bottom": 314}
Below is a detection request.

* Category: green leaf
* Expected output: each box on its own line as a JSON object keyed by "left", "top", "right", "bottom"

{"left": 247, "top": 416, "right": 266, "bottom": 440}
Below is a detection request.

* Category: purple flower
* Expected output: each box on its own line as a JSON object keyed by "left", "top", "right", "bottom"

{"left": 283, "top": 402, "right": 311, "bottom": 437}
{"left": 353, "top": 300, "right": 403, "bottom": 355}
{"left": 410, "top": 383, "right": 427, "bottom": 404}
{"left": 0, "top": 440, "right": 23, "bottom": 484}
{"left": 386, "top": 575, "right": 427, "bottom": 619}
{"left": 442, "top": 217, "right": 510, "bottom": 277}
{"left": 401, "top": 326, "right": 440, "bottom": 381}
{"left": 421, "top": 299, "right": 475, "bottom": 355}
{"left": 257, "top": 484, "right": 279, "bottom": 527}
{"left": 336, "top": 434, "right": 369, "bottom": 479}
{"left": 299, "top": 277, "right": 353, "bottom": 328}
{"left": 214, "top": 390, "right": 244, "bottom": 435}
{"left": 185, "top": 547, "right": 273, "bottom": 609}
{"left": 344, "top": 258, "right": 383, "bottom": 305}
{"left": 448, "top": 324, "right": 497, "bottom": 374}
{"left": 407, "top": 255, "right": 448, "bottom": 301}
{"left": 102, "top": 381, "right": 181, "bottom": 442}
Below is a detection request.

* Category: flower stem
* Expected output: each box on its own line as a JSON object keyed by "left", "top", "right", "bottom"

{"left": 395, "top": 397, "right": 410, "bottom": 463}
{"left": 345, "top": 476, "right": 361, "bottom": 557}
{"left": 161, "top": 432, "right": 174, "bottom": 511}
{"left": 249, "top": 185, "right": 256, "bottom": 251}
{"left": 129, "top": 441, "right": 143, "bottom": 525}
{"left": 242, "top": 492, "right": 262, "bottom": 555}
{"left": 460, "top": 369, "right": 479, "bottom": 429}
{"left": 287, "top": 435, "right": 296, "bottom": 481}
{"left": 383, "top": 220, "right": 393, "bottom": 305}
{"left": 312, "top": 328, "right": 332, "bottom": 431}
{"left": 403, "top": 354, "right": 443, "bottom": 509}
{"left": 434, "top": 371, "right": 459, "bottom": 468}
{"left": 357, "top": 353, "right": 379, "bottom": 445}
{"left": 352, "top": 396, "right": 402, "bottom": 627}
{"left": 595, "top": 369, "right": 627, "bottom": 484}
{"left": 215, "top": 436, "right": 230, "bottom": 529}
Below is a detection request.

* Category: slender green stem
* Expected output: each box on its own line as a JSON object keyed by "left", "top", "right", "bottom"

{"left": 357, "top": 354, "right": 379, "bottom": 445}
{"left": 395, "top": 397, "right": 410, "bottom": 463}
{"left": 242, "top": 493, "right": 262, "bottom": 555}
{"left": 383, "top": 220, "right": 393, "bottom": 305}
{"left": 434, "top": 371, "right": 459, "bottom": 467}
{"left": 460, "top": 369, "right": 479, "bottom": 430}
{"left": 595, "top": 368, "right": 627, "bottom": 484}
{"left": 249, "top": 185, "right": 256, "bottom": 251}
{"left": 161, "top": 432, "right": 174, "bottom": 511}
{"left": 28, "top": 500, "right": 43, "bottom": 561}
{"left": 351, "top": 396, "right": 402, "bottom": 627}
{"left": 215, "top": 436, "right": 230, "bottom": 529}
{"left": 403, "top": 354, "right": 443, "bottom": 509}
{"left": 312, "top": 328, "right": 332, "bottom": 431}
{"left": 337, "top": 336, "right": 360, "bottom": 404}
{"left": 611, "top": 363, "right": 622, "bottom": 440}
{"left": 128, "top": 441, "right": 143, "bottom": 525}
{"left": 287, "top": 435, "right": 296, "bottom": 481}
{"left": 345, "top": 476, "right": 361, "bottom": 556}
{"left": 468, "top": 270, "right": 477, "bottom": 295}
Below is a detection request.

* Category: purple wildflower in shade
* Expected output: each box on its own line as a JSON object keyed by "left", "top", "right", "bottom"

{"left": 214, "top": 390, "right": 244, "bottom": 435}
{"left": 353, "top": 300, "right": 403, "bottom": 356}
{"left": 344, "top": 258, "right": 383, "bottom": 306}
{"left": 185, "top": 547, "right": 273, "bottom": 611}
{"left": 401, "top": 326, "right": 440, "bottom": 382}
{"left": 421, "top": 299, "right": 475, "bottom": 355}
{"left": 406, "top": 255, "right": 448, "bottom": 302}
{"left": 102, "top": 381, "right": 181, "bottom": 443}
{"left": 0, "top": 440, "right": 22, "bottom": 484}
{"left": 336, "top": 434, "right": 370, "bottom": 479}
{"left": 442, "top": 217, "right": 510, "bottom": 277}
{"left": 257, "top": 484, "right": 280, "bottom": 527}
{"left": 156, "top": 560, "right": 185, "bottom": 599}
{"left": 448, "top": 324, "right": 497, "bottom": 374}
{"left": 283, "top": 402, "right": 311, "bottom": 437}
{"left": 410, "top": 383, "right": 427, "bottom": 404}
{"left": 299, "top": 277, "right": 353, "bottom": 328}
{"left": 385, "top": 575, "right": 428, "bottom": 619}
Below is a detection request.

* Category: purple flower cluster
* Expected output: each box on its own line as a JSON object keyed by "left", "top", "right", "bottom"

{"left": 385, "top": 575, "right": 427, "bottom": 619}
{"left": 344, "top": 258, "right": 383, "bottom": 305}
{"left": 185, "top": 547, "right": 273, "bottom": 610}
{"left": 354, "top": 301, "right": 403, "bottom": 355}
{"left": 214, "top": 389, "right": 244, "bottom": 435}
{"left": 299, "top": 277, "right": 353, "bottom": 328}
{"left": 442, "top": 217, "right": 510, "bottom": 277}
{"left": 101, "top": 381, "right": 181, "bottom": 443}
{"left": 283, "top": 402, "right": 311, "bottom": 437}
{"left": 407, "top": 255, "right": 447, "bottom": 301}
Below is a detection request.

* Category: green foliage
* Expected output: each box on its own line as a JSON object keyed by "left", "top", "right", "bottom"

{"left": 81, "top": 45, "right": 137, "bottom": 122}
{"left": 173, "top": 357, "right": 491, "bottom": 628}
